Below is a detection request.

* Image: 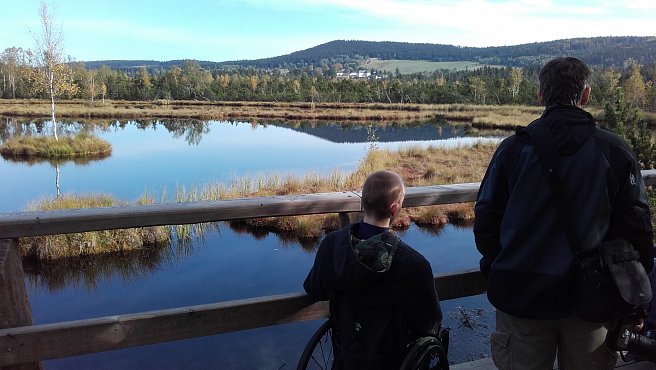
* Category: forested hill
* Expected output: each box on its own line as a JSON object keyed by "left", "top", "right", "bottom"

{"left": 83, "top": 36, "right": 656, "bottom": 71}
{"left": 235, "top": 37, "right": 656, "bottom": 68}
{"left": 83, "top": 59, "right": 220, "bottom": 71}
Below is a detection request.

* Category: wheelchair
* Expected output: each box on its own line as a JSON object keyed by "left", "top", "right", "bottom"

{"left": 297, "top": 319, "right": 449, "bottom": 370}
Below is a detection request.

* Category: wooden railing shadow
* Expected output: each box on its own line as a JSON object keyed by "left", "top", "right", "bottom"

{"left": 1, "top": 171, "right": 655, "bottom": 368}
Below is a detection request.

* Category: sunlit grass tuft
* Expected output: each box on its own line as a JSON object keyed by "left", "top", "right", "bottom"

{"left": 0, "top": 132, "right": 112, "bottom": 159}
{"left": 20, "top": 194, "right": 170, "bottom": 260}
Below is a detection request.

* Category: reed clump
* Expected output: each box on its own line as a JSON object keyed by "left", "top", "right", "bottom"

{"left": 20, "top": 195, "right": 170, "bottom": 260}
{"left": 0, "top": 132, "right": 112, "bottom": 159}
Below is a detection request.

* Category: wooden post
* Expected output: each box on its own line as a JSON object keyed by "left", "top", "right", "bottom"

{"left": 0, "top": 239, "right": 41, "bottom": 370}
{"left": 338, "top": 212, "right": 364, "bottom": 228}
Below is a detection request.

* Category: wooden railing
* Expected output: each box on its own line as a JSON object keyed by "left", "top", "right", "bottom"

{"left": 1, "top": 171, "right": 655, "bottom": 367}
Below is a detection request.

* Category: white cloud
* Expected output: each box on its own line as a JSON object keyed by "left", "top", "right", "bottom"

{"left": 278, "top": 0, "right": 655, "bottom": 47}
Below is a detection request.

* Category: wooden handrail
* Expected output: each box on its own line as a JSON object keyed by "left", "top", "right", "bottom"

{"left": 0, "top": 269, "right": 484, "bottom": 366}
{"left": 0, "top": 183, "right": 480, "bottom": 239}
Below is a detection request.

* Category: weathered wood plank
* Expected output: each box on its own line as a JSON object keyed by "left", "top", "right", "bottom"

{"left": 403, "top": 183, "right": 480, "bottom": 207}
{"left": 0, "top": 240, "right": 32, "bottom": 329}
{"left": 338, "top": 211, "right": 364, "bottom": 228}
{"left": 0, "top": 269, "right": 484, "bottom": 366}
{"left": 0, "top": 239, "right": 41, "bottom": 370}
{"left": 643, "top": 169, "right": 656, "bottom": 186}
{"left": 0, "top": 192, "right": 362, "bottom": 239}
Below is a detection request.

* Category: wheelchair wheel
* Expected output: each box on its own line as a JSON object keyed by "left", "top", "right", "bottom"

{"left": 399, "top": 335, "right": 449, "bottom": 370}
{"left": 297, "top": 320, "right": 334, "bottom": 370}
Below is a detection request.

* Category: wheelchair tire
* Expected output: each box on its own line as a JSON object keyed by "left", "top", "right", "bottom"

{"left": 399, "top": 335, "right": 449, "bottom": 370}
{"left": 297, "top": 320, "right": 334, "bottom": 370}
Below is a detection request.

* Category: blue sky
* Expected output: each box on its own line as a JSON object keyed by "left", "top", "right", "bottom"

{"left": 1, "top": 0, "right": 655, "bottom": 62}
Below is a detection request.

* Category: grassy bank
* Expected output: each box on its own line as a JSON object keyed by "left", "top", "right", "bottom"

{"left": 20, "top": 195, "right": 170, "bottom": 260}
{"left": 0, "top": 132, "right": 112, "bottom": 159}
{"left": 174, "top": 142, "right": 498, "bottom": 242}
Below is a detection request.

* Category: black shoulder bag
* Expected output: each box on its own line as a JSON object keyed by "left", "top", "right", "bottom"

{"left": 526, "top": 122, "right": 651, "bottom": 323}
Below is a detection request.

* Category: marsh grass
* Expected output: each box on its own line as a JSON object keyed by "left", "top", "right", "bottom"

{"left": 0, "top": 99, "right": 548, "bottom": 125}
{"left": 0, "top": 132, "right": 112, "bottom": 159}
{"left": 182, "top": 142, "right": 497, "bottom": 242}
{"left": 20, "top": 194, "right": 170, "bottom": 260}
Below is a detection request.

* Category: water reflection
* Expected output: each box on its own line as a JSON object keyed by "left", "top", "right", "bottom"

{"left": 0, "top": 153, "right": 110, "bottom": 166}
{"left": 1, "top": 116, "right": 499, "bottom": 147}
{"left": 274, "top": 118, "right": 468, "bottom": 143}
{"left": 23, "top": 244, "right": 171, "bottom": 292}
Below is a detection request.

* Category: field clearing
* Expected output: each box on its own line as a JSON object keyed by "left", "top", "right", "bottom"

{"left": 359, "top": 58, "right": 499, "bottom": 74}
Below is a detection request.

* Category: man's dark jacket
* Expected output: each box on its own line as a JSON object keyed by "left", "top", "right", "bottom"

{"left": 474, "top": 103, "right": 654, "bottom": 319}
{"left": 304, "top": 222, "right": 442, "bottom": 368}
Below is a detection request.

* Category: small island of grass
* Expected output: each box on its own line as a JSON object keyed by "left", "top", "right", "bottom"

{"left": 0, "top": 132, "right": 112, "bottom": 159}
{"left": 20, "top": 194, "right": 170, "bottom": 261}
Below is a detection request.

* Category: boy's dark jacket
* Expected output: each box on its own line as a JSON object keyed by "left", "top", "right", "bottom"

{"left": 304, "top": 222, "right": 442, "bottom": 368}
{"left": 474, "top": 103, "right": 654, "bottom": 319}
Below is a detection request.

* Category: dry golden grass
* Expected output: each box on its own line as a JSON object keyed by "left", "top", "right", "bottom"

{"left": 179, "top": 142, "right": 498, "bottom": 239}
{"left": 350, "top": 143, "right": 496, "bottom": 226}
{"left": 0, "top": 99, "right": 553, "bottom": 126}
{"left": 0, "top": 132, "right": 112, "bottom": 159}
{"left": 20, "top": 195, "right": 170, "bottom": 260}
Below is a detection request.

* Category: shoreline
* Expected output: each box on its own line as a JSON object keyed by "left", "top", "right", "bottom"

{"left": 1, "top": 99, "right": 548, "bottom": 127}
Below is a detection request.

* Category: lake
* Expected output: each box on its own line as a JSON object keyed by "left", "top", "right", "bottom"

{"left": 1, "top": 117, "right": 503, "bottom": 369}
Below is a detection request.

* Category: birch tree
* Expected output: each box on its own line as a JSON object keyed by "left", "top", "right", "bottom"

{"left": 32, "top": 1, "right": 78, "bottom": 140}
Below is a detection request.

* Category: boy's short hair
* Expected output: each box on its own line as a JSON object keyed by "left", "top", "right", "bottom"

{"left": 361, "top": 170, "right": 405, "bottom": 220}
{"left": 539, "top": 57, "right": 590, "bottom": 106}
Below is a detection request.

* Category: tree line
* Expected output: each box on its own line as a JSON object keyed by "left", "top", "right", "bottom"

{"left": 2, "top": 46, "right": 656, "bottom": 110}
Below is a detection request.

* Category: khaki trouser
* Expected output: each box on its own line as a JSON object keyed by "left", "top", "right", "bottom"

{"left": 491, "top": 310, "right": 617, "bottom": 370}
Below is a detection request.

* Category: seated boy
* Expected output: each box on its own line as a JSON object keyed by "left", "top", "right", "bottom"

{"left": 303, "top": 170, "right": 443, "bottom": 369}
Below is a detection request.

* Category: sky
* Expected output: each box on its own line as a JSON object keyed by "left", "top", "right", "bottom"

{"left": 1, "top": 0, "right": 655, "bottom": 63}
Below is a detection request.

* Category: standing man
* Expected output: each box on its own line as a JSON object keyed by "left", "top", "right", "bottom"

{"left": 474, "top": 57, "right": 654, "bottom": 369}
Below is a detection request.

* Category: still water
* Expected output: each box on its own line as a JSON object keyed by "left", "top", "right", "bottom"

{"left": 1, "top": 118, "right": 502, "bottom": 368}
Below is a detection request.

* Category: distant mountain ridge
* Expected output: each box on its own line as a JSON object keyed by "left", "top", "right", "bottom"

{"left": 83, "top": 36, "right": 656, "bottom": 71}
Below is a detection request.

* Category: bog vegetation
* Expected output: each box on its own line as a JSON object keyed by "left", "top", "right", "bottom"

{"left": 19, "top": 141, "right": 498, "bottom": 260}
{"left": 0, "top": 132, "right": 111, "bottom": 159}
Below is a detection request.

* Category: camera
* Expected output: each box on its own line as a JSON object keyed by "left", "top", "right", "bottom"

{"left": 608, "top": 322, "right": 656, "bottom": 362}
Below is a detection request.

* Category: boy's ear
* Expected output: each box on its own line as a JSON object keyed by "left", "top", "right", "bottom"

{"left": 580, "top": 85, "right": 591, "bottom": 106}
{"left": 537, "top": 89, "right": 545, "bottom": 105}
{"left": 389, "top": 202, "right": 401, "bottom": 218}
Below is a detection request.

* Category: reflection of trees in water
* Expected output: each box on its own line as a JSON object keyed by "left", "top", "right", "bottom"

{"left": 159, "top": 119, "right": 211, "bottom": 145}
{"left": 101, "top": 118, "right": 213, "bottom": 146}
{"left": 0, "top": 116, "right": 94, "bottom": 143}
{"left": 2, "top": 116, "right": 475, "bottom": 148}
{"left": 23, "top": 245, "right": 173, "bottom": 292}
